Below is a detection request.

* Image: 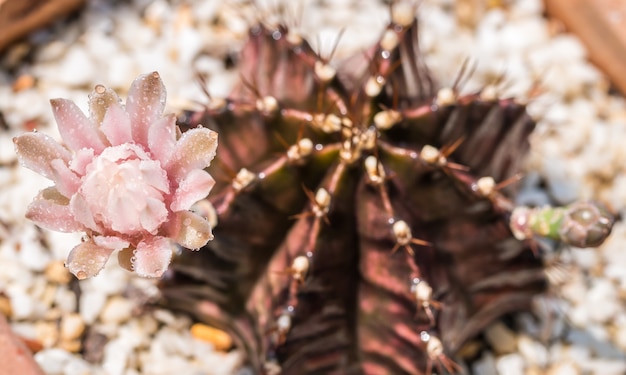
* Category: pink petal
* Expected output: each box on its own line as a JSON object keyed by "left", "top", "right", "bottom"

{"left": 93, "top": 235, "right": 130, "bottom": 251}
{"left": 50, "top": 98, "right": 107, "bottom": 152}
{"left": 147, "top": 114, "right": 177, "bottom": 165}
{"left": 106, "top": 192, "right": 142, "bottom": 234}
{"left": 132, "top": 237, "right": 173, "bottom": 277}
{"left": 69, "top": 194, "right": 101, "bottom": 232}
{"left": 69, "top": 148, "right": 95, "bottom": 175}
{"left": 170, "top": 169, "right": 215, "bottom": 211}
{"left": 100, "top": 100, "right": 132, "bottom": 146}
{"left": 50, "top": 159, "right": 80, "bottom": 197}
{"left": 25, "top": 187, "right": 83, "bottom": 232}
{"left": 88, "top": 84, "right": 122, "bottom": 126}
{"left": 138, "top": 159, "right": 169, "bottom": 194}
{"left": 139, "top": 197, "right": 168, "bottom": 234}
{"left": 167, "top": 211, "right": 213, "bottom": 249}
{"left": 125, "top": 72, "right": 166, "bottom": 148}
{"left": 165, "top": 128, "right": 218, "bottom": 182}
{"left": 13, "top": 132, "right": 71, "bottom": 180}
{"left": 66, "top": 240, "right": 115, "bottom": 279}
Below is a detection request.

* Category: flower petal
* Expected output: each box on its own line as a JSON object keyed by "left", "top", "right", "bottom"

{"left": 167, "top": 211, "right": 213, "bottom": 249}
{"left": 100, "top": 100, "right": 132, "bottom": 146}
{"left": 93, "top": 235, "right": 130, "bottom": 251}
{"left": 125, "top": 71, "right": 167, "bottom": 148}
{"left": 25, "top": 187, "right": 83, "bottom": 232}
{"left": 69, "top": 194, "right": 101, "bottom": 232}
{"left": 140, "top": 197, "right": 168, "bottom": 234}
{"left": 147, "top": 113, "right": 177, "bottom": 165}
{"left": 66, "top": 240, "right": 114, "bottom": 279}
{"left": 88, "top": 84, "right": 122, "bottom": 126}
{"left": 171, "top": 169, "right": 215, "bottom": 212}
{"left": 69, "top": 148, "right": 95, "bottom": 176}
{"left": 13, "top": 132, "right": 71, "bottom": 180}
{"left": 132, "top": 237, "right": 173, "bottom": 278}
{"left": 50, "top": 159, "right": 81, "bottom": 197}
{"left": 50, "top": 98, "right": 107, "bottom": 152}
{"left": 117, "top": 247, "right": 135, "bottom": 272}
{"left": 165, "top": 127, "right": 218, "bottom": 182}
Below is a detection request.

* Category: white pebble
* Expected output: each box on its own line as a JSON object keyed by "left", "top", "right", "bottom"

{"left": 496, "top": 353, "right": 524, "bottom": 375}
{"left": 586, "top": 279, "right": 619, "bottom": 323}
{"left": 34, "top": 348, "right": 74, "bottom": 375}
{"left": 472, "top": 352, "right": 498, "bottom": 375}
{"left": 79, "top": 291, "right": 107, "bottom": 324}
{"left": 60, "top": 313, "right": 85, "bottom": 341}
{"left": 55, "top": 47, "right": 96, "bottom": 87}
{"left": 100, "top": 296, "right": 134, "bottom": 324}
{"left": 102, "top": 338, "right": 131, "bottom": 375}
{"left": 547, "top": 362, "right": 580, "bottom": 375}
{"left": 517, "top": 335, "right": 549, "bottom": 367}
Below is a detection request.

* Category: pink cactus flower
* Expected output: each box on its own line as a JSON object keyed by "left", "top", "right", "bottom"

{"left": 13, "top": 72, "right": 218, "bottom": 279}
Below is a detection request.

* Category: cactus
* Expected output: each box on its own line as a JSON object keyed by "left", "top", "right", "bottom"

{"left": 160, "top": 6, "right": 614, "bottom": 375}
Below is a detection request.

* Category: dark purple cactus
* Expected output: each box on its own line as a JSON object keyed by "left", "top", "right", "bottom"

{"left": 160, "top": 8, "right": 613, "bottom": 375}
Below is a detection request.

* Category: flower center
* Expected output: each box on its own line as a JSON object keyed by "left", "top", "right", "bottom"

{"left": 79, "top": 144, "right": 170, "bottom": 236}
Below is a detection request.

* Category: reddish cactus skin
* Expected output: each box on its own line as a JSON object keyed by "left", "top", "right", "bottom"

{"left": 159, "top": 11, "right": 609, "bottom": 375}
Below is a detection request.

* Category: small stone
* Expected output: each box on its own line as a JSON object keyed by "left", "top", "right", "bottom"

{"left": 0, "top": 294, "right": 12, "bottom": 317}
{"left": 517, "top": 335, "right": 548, "bottom": 367}
{"left": 8, "top": 289, "right": 35, "bottom": 320}
{"left": 190, "top": 323, "right": 233, "bottom": 351}
{"left": 496, "top": 353, "right": 525, "bottom": 375}
{"left": 586, "top": 279, "right": 619, "bottom": 323}
{"left": 12, "top": 75, "right": 36, "bottom": 92}
{"left": 100, "top": 297, "right": 134, "bottom": 324}
{"left": 485, "top": 322, "right": 518, "bottom": 354}
{"left": 44, "top": 261, "right": 72, "bottom": 284}
{"left": 55, "top": 47, "right": 96, "bottom": 87}
{"left": 60, "top": 313, "right": 85, "bottom": 341}
{"left": 34, "top": 348, "right": 73, "bottom": 375}
{"left": 79, "top": 292, "right": 106, "bottom": 324}
{"left": 58, "top": 339, "right": 82, "bottom": 353}
{"left": 35, "top": 321, "right": 58, "bottom": 348}
{"left": 547, "top": 362, "right": 580, "bottom": 375}
{"left": 102, "top": 337, "right": 131, "bottom": 375}
{"left": 472, "top": 351, "right": 497, "bottom": 375}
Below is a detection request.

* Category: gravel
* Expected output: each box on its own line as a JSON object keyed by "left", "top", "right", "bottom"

{"left": 0, "top": 0, "right": 625, "bottom": 374}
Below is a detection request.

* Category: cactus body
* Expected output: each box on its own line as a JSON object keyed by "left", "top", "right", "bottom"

{"left": 160, "top": 11, "right": 611, "bottom": 375}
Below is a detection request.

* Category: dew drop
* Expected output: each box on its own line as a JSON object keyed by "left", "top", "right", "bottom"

{"left": 76, "top": 270, "right": 87, "bottom": 280}
{"left": 183, "top": 218, "right": 192, "bottom": 226}
{"left": 387, "top": 218, "right": 395, "bottom": 224}
{"left": 315, "top": 144, "right": 323, "bottom": 151}
{"left": 272, "top": 30, "right": 282, "bottom": 40}
{"left": 258, "top": 172, "right": 266, "bottom": 180}
{"left": 381, "top": 50, "right": 390, "bottom": 59}
{"left": 420, "top": 331, "right": 431, "bottom": 342}
{"left": 306, "top": 251, "right": 313, "bottom": 258}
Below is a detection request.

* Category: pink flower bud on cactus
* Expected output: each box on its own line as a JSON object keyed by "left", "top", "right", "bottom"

{"left": 13, "top": 72, "right": 218, "bottom": 279}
